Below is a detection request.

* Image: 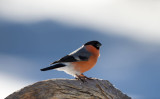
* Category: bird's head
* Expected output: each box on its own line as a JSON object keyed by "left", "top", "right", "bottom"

{"left": 84, "top": 40, "right": 102, "bottom": 50}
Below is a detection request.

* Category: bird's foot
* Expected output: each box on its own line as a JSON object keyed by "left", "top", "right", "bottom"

{"left": 75, "top": 74, "right": 93, "bottom": 83}
{"left": 75, "top": 75, "right": 86, "bottom": 83}
{"left": 81, "top": 74, "right": 94, "bottom": 80}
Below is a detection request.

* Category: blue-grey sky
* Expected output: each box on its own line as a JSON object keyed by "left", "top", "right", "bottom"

{"left": 0, "top": 0, "right": 160, "bottom": 99}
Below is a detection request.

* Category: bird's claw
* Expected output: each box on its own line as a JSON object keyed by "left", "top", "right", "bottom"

{"left": 75, "top": 74, "right": 93, "bottom": 83}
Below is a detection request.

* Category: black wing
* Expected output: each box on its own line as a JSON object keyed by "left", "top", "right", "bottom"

{"left": 51, "top": 55, "right": 78, "bottom": 64}
{"left": 51, "top": 55, "right": 89, "bottom": 64}
{"left": 51, "top": 46, "right": 91, "bottom": 64}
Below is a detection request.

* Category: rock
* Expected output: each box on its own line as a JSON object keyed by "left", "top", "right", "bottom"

{"left": 6, "top": 79, "right": 131, "bottom": 99}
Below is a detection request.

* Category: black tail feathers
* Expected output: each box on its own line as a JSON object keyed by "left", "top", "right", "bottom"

{"left": 41, "top": 63, "right": 66, "bottom": 71}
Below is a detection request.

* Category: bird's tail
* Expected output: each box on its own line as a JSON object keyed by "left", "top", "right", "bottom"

{"left": 41, "top": 63, "right": 66, "bottom": 71}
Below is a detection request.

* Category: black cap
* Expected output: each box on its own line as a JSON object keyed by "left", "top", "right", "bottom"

{"left": 84, "top": 40, "right": 102, "bottom": 49}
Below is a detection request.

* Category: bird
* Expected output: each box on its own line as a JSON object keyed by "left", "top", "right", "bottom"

{"left": 41, "top": 40, "right": 102, "bottom": 82}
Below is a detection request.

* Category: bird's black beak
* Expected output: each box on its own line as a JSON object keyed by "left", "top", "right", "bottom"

{"left": 97, "top": 43, "right": 102, "bottom": 47}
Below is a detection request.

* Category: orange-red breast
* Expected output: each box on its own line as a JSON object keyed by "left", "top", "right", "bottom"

{"left": 41, "top": 41, "right": 102, "bottom": 82}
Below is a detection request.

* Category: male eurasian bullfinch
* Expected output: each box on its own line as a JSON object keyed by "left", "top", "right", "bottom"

{"left": 41, "top": 41, "right": 102, "bottom": 82}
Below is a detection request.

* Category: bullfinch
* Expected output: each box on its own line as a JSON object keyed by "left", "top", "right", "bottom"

{"left": 41, "top": 40, "right": 102, "bottom": 82}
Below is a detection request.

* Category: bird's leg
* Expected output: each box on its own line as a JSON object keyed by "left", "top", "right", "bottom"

{"left": 80, "top": 74, "right": 93, "bottom": 80}
{"left": 75, "top": 74, "right": 86, "bottom": 83}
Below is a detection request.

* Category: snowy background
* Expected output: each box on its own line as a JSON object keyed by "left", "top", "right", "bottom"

{"left": 0, "top": 0, "right": 160, "bottom": 99}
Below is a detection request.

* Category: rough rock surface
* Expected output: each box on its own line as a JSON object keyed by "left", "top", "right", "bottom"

{"left": 6, "top": 79, "right": 131, "bottom": 99}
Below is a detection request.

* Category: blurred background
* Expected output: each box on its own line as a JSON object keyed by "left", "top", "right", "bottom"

{"left": 0, "top": 0, "right": 160, "bottom": 99}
